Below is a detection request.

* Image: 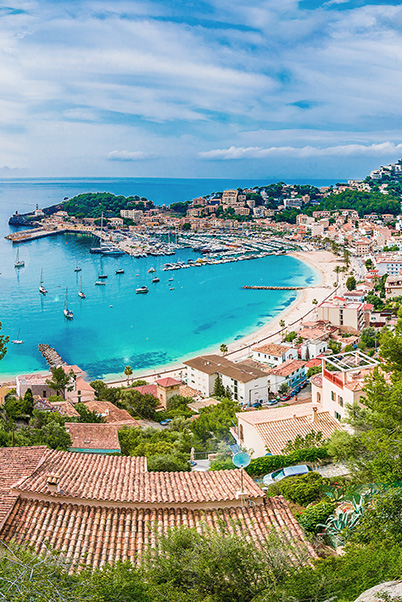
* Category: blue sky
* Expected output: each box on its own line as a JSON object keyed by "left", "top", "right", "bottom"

{"left": 0, "top": 0, "right": 402, "bottom": 178}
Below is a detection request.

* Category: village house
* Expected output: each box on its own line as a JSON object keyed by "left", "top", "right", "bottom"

{"left": 0, "top": 447, "right": 316, "bottom": 568}
{"left": 83, "top": 400, "right": 139, "bottom": 426}
{"left": 234, "top": 403, "right": 342, "bottom": 457}
{"left": 375, "top": 255, "right": 402, "bottom": 276}
{"left": 266, "top": 359, "right": 306, "bottom": 395}
{"left": 65, "top": 423, "right": 122, "bottom": 454}
{"left": 384, "top": 274, "right": 402, "bottom": 298}
{"left": 16, "top": 365, "right": 95, "bottom": 404}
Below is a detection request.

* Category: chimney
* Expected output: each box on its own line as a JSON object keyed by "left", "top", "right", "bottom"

{"left": 312, "top": 407, "right": 318, "bottom": 422}
{"left": 47, "top": 474, "right": 60, "bottom": 494}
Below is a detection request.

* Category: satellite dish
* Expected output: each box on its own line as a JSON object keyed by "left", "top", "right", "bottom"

{"left": 233, "top": 452, "right": 251, "bottom": 469}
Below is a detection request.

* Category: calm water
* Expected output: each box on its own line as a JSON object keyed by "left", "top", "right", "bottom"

{"left": 0, "top": 178, "right": 324, "bottom": 380}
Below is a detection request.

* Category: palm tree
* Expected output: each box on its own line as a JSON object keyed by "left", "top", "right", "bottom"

{"left": 220, "top": 343, "right": 228, "bottom": 355}
{"left": 124, "top": 365, "right": 133, "bottom": 385}
{"left": 312, "top": 298, "right": 318, "bottom": 305}
{"left": 334, "top": 265, "right": 341, "bottom": 285}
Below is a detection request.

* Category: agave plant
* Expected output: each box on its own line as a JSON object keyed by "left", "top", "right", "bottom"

{"left": 318, "top": 495, "right": 367, "bottom": 546}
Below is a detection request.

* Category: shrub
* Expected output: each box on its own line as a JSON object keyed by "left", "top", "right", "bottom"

{"left": 298, "top": 501, "right": 335, "bottom": 534}
{"left": 210, "top": 458, "right": 234, "bottom": 471}
{"left": 246, "top": 447, "right": 330, "bottom": 477}
{"left": 279, "top": 472, "right": 324, "bottom": 506}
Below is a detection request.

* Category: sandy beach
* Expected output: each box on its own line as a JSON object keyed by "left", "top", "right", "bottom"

{"left": 105, "top": 249, "right": 344, "bottom": 386}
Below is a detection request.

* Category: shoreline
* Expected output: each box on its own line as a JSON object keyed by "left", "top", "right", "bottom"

{"left": 104, "top": 249, "right": 343, "bottom": 386}
{"left": 0, "top": 250, "right": 343, "bottom": 387}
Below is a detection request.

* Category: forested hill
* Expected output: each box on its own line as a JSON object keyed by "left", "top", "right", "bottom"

{"left": 61, "top": 192, "right": 154, "bottom": 218}
{"left": 316, "top": 190, "right": 401, "bottom": 216}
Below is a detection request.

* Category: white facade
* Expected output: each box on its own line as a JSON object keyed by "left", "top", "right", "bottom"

{"left": 300, "top": 339, "right": 327, "bottom": 360}
{"left": 220, "top": 373, "right": 268, "bottom": 405}
{"left": 252, "top": 345, "right": 297, "bottom": 366}
{"left": 185, "top": 365, "right": 216, "bottom": 396}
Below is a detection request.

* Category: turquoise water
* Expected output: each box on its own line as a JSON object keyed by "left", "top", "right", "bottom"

{"left": 0, "top": 178, "right": 320, "bottom": 380}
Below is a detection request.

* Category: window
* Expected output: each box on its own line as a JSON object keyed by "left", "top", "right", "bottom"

{"left": 43, "top": 390, "right": 47, "bottom": 398}
{"left": 335, "top": 411, "right": 342, "bottom": 421}
{"left": 339, "top": 396, "right": 343, "bottom": 407}
{"left": 239, "top": 424, "right": 244, "bottom": 441}
{"left": 317, "top": 392, "right": 321, "bottom": 402}
{"left": 331, "top": 391, "right": 336, "bottom": 401}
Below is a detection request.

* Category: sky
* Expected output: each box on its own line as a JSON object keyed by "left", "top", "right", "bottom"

{"left": 0, "top": 0, "right": 402, "bottom": 179}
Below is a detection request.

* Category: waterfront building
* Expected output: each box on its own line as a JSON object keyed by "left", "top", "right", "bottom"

{"left": 317, "top": 297, "right": 371, "bottom": 334}
{"left": 234, "top": 403, "right": 341, "bottom": 457}
{"left": 0, "top": 447, "right": 315, "bottom": 568}
{"left": 184, "top": 355, "right": 269, "bottom": 403}
{"left": 16, "top": 365, "right": 95, "bottom": 404}
{"left": 252, "top": 343, "right": 298, "bottom": 366}
{"left": 133, "top": 377, "right": 181, "bottom": 408}
{"left": 310, "top": 351, "right": 379, "bottom": 423}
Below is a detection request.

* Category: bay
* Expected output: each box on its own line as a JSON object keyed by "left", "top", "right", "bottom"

{"left": 0, "top": 178, "right": 325, "bottom": 380}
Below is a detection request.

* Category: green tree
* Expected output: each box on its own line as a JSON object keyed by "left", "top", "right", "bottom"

{"left": 220, "top": 343, "right": 228, "bottom": 355}
{"left": 213, "top": 374, "right": 225, "bottom": 397}
{"left": 21, "top": 388, "right": 34, "bottom": 416}
{"left": 0, "top": 321, "right": 9, "bottom": 361}
{"left": 124, "top": 365, "right": 133, "bottom": 385}
{"left": 75, "top": 402, "right": 105, "bottom": 423}
{"left": 306, "top": 365, "right": 321, "bottom": 378}
{"left": 46, "top": 367, "right": 73, "bottom": 398}
{"left": 282, "top": 430, "right": 326, "bottom": 454}
{"left": 346, "top": 276, "right": 357, "bottom": 291}
{"left": 120, "top": 390, "right": 159, "bottom": 420}
{"left": 182, "top": 222, "right": 191, "bottom": 231}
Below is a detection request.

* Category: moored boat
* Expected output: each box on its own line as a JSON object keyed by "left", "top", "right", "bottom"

{"left": 63, "top": 288, "right": 73, "bottom": 319}
{"left": 136, "top": 286, "right": 149, "bottom": 294}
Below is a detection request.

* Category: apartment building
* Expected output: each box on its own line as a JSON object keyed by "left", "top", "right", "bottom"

{"left": 317, "top": 297, "right": 370, "bottom": 334}
{"left": 222, "top": 190, "right": 239, "bottom": 206}
{"left": 252, "top": 343, "right": 298, "bottom": 366}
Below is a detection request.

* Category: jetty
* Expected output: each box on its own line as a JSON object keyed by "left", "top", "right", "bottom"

{"left": 38, "top": 344, "right": 67, "bottom": 369}
{"left": 243, "top": 285, "right": 306, "bottom": 290}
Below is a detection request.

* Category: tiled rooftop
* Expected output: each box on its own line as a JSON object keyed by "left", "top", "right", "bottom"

{"left": 252, "top": 343, "right": 289, "bottom": 356}
{"left": 254, "top": 412, "right": 342, "bottom": 455}
{"left": 0, "top": 496, "right": 315, "bottom": 568}
{"left": 0, "top": 446, "right": 46, "bottom": 525}
{"left": 65, "top": 423, "right": 121, "bottom": 451}
{"left": 83, "top": 400, "right": 138, "bottom": 426}
{"left": 268, "top": 359, "right": 305, "bottom": 378}
{"left": 155, "top": 377, "right": 181, "bottom": 388}
{"left": 14, "top": 449, "right": 263, "bottom": 505}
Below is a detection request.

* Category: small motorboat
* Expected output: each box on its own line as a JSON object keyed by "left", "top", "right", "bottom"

{"left": 136, "top": 286, "right": 149, "bottom": 294}
{"left": 148, "top": 268, "right": 156, "bottom": 273}
{"left": 116, "top": 268, "right": 125, "bottom": 274}
{"left": 152, "top": 277, "right": 160, "bottom": 283}
{"left": 95, "top": 281, "right": 106, "bottom": 286}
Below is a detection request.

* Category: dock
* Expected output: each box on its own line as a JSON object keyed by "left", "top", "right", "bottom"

{"left": 38, "top": 344, "right": 67, "bottom": 369}
{"left": 243, "top": 285, "right": 306, "bottom": 290}
{"left": 5, "top": 226, "right": 95, "bottom": 244}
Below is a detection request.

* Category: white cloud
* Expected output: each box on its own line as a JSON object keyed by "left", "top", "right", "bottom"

{"left": 199, "top": 142, "right": 402, "bottom": 160}
{"left": 107, "top": 150, "right": 153, "bottom": 161}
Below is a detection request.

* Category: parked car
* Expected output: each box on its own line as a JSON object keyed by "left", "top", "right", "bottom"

{"left": 262, "top": 464, "right": 313, "bottom": 486}
{"left": 252, "top": 402, "right": 262, "bottom": 408}
{"left": 268, "top": 397, "right": 280, "bottom": 406}
{"left": 160, "top": 419, "right": 172, "bottom": 426}
{"left": 280, "top": 394, "right": 291, "bottom": 401}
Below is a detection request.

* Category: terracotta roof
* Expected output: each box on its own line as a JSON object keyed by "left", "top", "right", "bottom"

{"left": 305, "top": 358, "right": 322, "bottom": 368}
{"left": 252, "top": 343, "right": 290, "bottom": 356}
{"left": 83, "top": 401, "right": 138, "bottom": 426}
{"left": 238, "top": 402, "right": 317, "bottom": 426}
{"left": 15, "top": 449, "right": 263, "bottom": 505}
{"left": 310, "top": 374, "right": 323, "bottom": 387}
{"left": 254, "top": 411, "right": 342, "bottom": 455}
{"left": 0, "top": 496, "right": 315, "bottom": 568}
{"left": 50, "top": 401, "right": 80, "bottom": 417}
{"left": 132, "top": 384, "right": 158, "bottom": 397}
{"left": 0, "top": 446, "right": 46, "bottom": 525}
{"left": 155, "top": 377, "right": 181, "bottom": 388}
{"left": 268, "top": 359, "right": 305, "bottom": 378}
{"left": 65, "top": 423, "right": 121, "bottom": 451}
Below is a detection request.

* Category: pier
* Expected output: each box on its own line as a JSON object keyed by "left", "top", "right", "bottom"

{"left": 5, "top": 226, "right": 94, "bottom": 244}
{"left": 243, "top": 285, "right": 306, "bottom": 290}
{"left": 38, "top": 344, "right": 67, "bottom": 369}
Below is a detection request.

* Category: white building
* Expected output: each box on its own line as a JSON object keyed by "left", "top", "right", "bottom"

{"left": 252, "top": 343, "right": 297, "bottom": 366}
{"left": 375, "top": 256, "right": 402, "bottom": 276}
{"left": 183, "top": 354, "right": 269, "bottom": 403}
{"left": 267, "top": 359, "right": 306, "bottom": 394}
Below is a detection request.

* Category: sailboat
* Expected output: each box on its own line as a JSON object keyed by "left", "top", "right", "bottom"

{"left": 74, "top": 259, "right": 82, "bottom": 272}
{"left": 115, "top": 260, "right": 124, "bottom": 274}
{"left": 63, "top": 288, "right": 74, "bottom": 319}
{"left": 12, "top": 328, "right": 24, "bottom": 344}
{"left": 78, "top": 277, "right": 86, "bottom": 298}
{"left": 14, "top": 248, "right": 24, "bottom": 268}
{"left": 39, "top": 269, "right": 48, "bottom": 294}
{"left": 98, "top": 256, "right": 107, "bottom": 279}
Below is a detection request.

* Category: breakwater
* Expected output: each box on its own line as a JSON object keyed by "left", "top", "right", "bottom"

{"left": 38, "top": 344, "right": 67, "bottom": 369}
{"left": 243, "top": 285, "right": 306, "bottom": 290}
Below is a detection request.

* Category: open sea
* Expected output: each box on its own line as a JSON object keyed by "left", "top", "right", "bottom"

{"left": 0, "top": 177, "right": 335, "bottom": 380}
